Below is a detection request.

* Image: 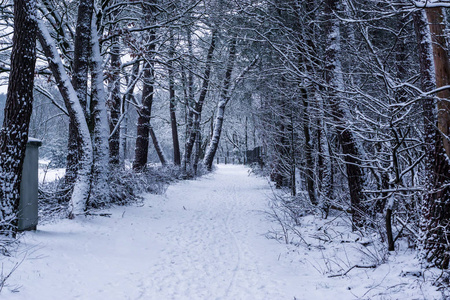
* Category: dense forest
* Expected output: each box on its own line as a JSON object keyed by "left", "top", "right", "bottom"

{"left": 1, "top": 0, "right": 450, "bottom": 278}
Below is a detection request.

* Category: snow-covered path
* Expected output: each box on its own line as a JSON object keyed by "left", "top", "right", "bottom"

{"left": 4, "top": 165, "right": 441, "bottom": 299}
{"left": 2, "top": 165, "right": 306, "bottom": 299}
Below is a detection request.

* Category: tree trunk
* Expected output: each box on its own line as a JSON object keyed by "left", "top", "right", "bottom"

{"left": 37, "top": 20, "right": 94, "bottom": 216}
{"left": 301, "top": 88, "right": 317, "bottom": 205}
{"left": 193, "top": 116, "right": 202, "bottom": 175}
{"left": 72, "top": 0, "right": 93, "bottom": 119}
{"left": 182, "top": 29, "right": 195, "bottom": 171}
{"left": 168, "top": 32, "right": 181, "bottom": 165}
{"left": 324, "top": 0, "right": 364, "bottom": 229}
{"left": 149, "top": 125, "right": 167, "bottom": 165}
{"left": 108, "top": 35, "right": 122, "bottom": 165}
{"left": 0, "top": 0, "right": 37, "bottom": 235}
{"left": 183, "top": 31, "right": 216, "bottom": 171}
{"left": 120, "top": 62, "right": 140, "bottom": 166}
{"left": 414, "top": 8, "right": 450, "bottom": 269}
{"left": 427, "top": 8, "right": 450, "bottom": 159}
{"left": 90, "top": 15, "right": 110, "bottom": 206}
{"left": 60, "top": 0, "right": 94, "bottom": 204}
{"left": 133, "top": 0, "right": 157, "bottom": 171}
{"left": 203, "top": 38, "right": 237, "bottom": 171}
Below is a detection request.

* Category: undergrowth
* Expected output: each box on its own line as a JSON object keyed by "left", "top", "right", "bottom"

{"left": 264, "top": 182, "right": 450, "bottom": 298}
{"left": 37, "top": 164, "right": 202, "bottom": 222}
{"left": 0, "top": 163, "right": 209, "bottom": 294}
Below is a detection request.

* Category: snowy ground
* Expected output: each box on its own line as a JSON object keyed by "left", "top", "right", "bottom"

{"left": 0, "top": 165, "right": 444, "bottom": 299}
{"left": 38, "top": 160, "right": 65, "bottom": 184}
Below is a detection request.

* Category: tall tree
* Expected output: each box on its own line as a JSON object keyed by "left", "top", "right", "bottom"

{"left": 107, "top": 5, "right": 122, "bottom": 166}
{"left": 168, "top": 31, "right": 181, "bottom": 165}
{"left": 204, "top": 38, "right": 237, "bottom": 170}
{"left": 133, "top": 0, "right": 158, "bottom": 170}
{"left": 324, "top": 0, "right": 364, "bottom": 229}
{"left": 414, "top": 7, "right": 450, "bottom": 269}
{"left": 0, "top": 0, "right": 37, "bottom": 234}
{"left": 37, "top": 20, "right": 93, "bottom": 216}
{"left": 90, "top": 14, "right": 110, "bottom": 206}
{"left": 183, "top": 30, "right": 217, "bottom": 172}
{"left": 65, "top": 0, "right": 94, "bottom": 187}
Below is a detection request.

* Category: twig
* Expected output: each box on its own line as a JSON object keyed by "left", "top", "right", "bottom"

{"left": 83, "top": 212, "right": 112, "bottom": 218}
{"left": 328, "top": 264, "right": 377, "bottom": 278}
{"left": 396, "top": 217, "right": 420, "bottom": 239}
{"left": 0, "top": 255, "right": 26, "bottom": 293}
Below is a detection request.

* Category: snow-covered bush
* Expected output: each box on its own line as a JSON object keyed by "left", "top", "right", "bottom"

{"left": 107, "top": 166, "right": 176, "bottom": 206}
{"left": 38, "top": 164, "right": 187, "bottom": 220}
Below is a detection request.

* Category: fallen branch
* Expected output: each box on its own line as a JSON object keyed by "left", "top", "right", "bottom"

{"left": 0, "top": 255, "right": 26, "bottom": 293}
{"left": 328, "top": 264, "right": 377, "bottom": 278}
{"left": 83, "top": 212, "right": 112, "bottom": 218}
{"left": 328, "top": 204, "right": 353, "bottom": 214}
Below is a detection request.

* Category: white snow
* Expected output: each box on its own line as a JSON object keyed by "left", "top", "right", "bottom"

{"left": 38, "top": 166, "right": 65, "bottom": 184}
{"left": 0, "top": 165, "right": 443, "bottom": 299}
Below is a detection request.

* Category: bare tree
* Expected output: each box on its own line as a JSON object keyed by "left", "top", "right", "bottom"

{"left": 168, "top": 30, "right": 181, "bottom": 165}
{"left": 37, "top": 20, "right": 93, "bottom": 216}
{"left": 133, "top": 0, "right": 158, "bottom": 170}
{"left": 183, "top": 30, "right": 217, "bottom": 172}
{"left": 204, "top": 38, "right": 237, "bottom": 171}
{"left": 0, "top": 0, "right": 37, "bottom": 234}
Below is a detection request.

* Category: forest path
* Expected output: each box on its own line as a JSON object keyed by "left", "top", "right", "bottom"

{"left": 2, "top": 165, "right": 323, "bottom": 299}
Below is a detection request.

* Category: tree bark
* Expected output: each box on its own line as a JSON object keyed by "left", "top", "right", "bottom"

{"left": 183, "top": 30, "right": 216, "bottom": 171}
{"left": 182, "top": 29, "right": 195, "bottom": 171}
{"left": 427, "top": 8, "right": 450, "bottom": 159}
{"left": 324, "top": 0, "right": 364, "bottom": 229}
{"left": 149, "top": 125, "right": 167, "bottom": 165}
{"left": 37, "top": 20, "right": 94, "bottom": 216}
{"left": 0, "top": 0, "right": 37, "bottom": 234}
{"left": 168, "top": 32, "right": 181, "bottom": 165}
{"left": 414, "top": 8, "right": 450, "bottom": 269}
{"left": 133, "top": 0, "right": 157, "bottom": 171}
{"left": 108, "top": 35, "right": 122, "bottom": 165}
{"left": 203, "top": 38, "right": 237, "bottom": 171}
{"left": 65, "top": 0, "right": 94, "bottom": 188}
{"left": 90, "top": 14, "right": 110, "bottom": 206}
{"left": 301, "top": 88, "right": 317, "bottom": 205}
